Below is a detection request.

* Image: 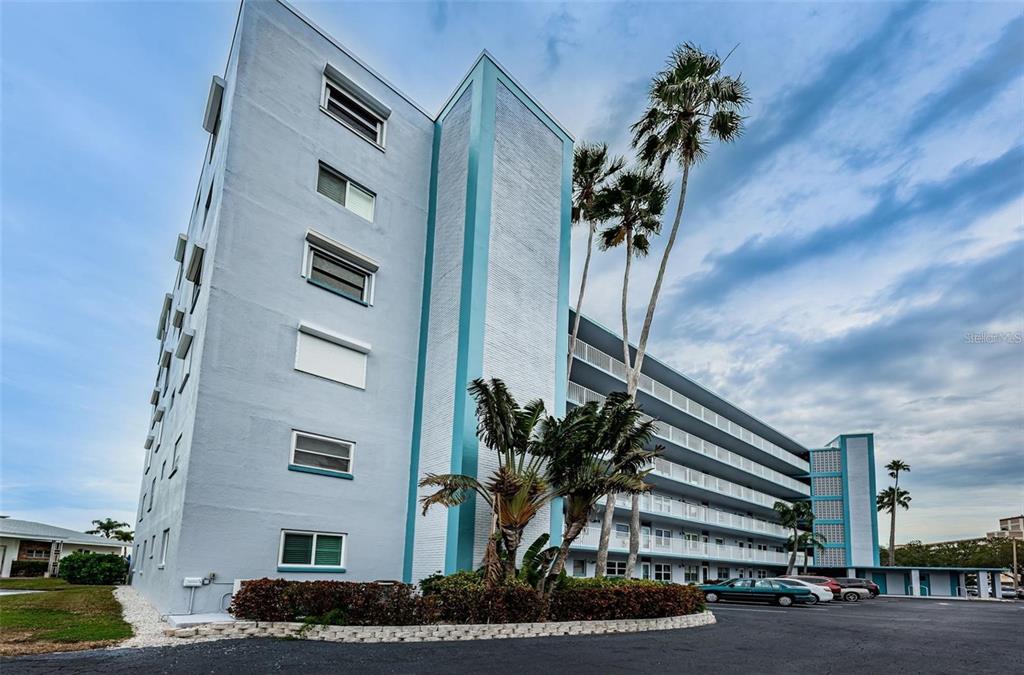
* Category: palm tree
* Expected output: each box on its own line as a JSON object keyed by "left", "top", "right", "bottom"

{"left": 567, "top": 143, "right": 624, "bottom": 378}
{"left": 797, "top": 531, "right": 828, "bottom": 574}
{"left": 536, "top": 392, "right": 662, "bottom": 589}
{"left": 419, "top": 378, "right": 551, "bottom": 581}
{"left": 883, "top": 459, "right": 911, "bottom": 565}
{"left": 877, "top": 486, "right": 912, "bottom": 566}
{"left": 86, "top": 518, "right": 131, "bottom": 540}
{"left": 625, "top": 42, "right": 748, "bottom": 397}
{"left": 774, "top": 501, "right": 813, "bottom": 575}
{"left": 592, "top": 168, "right": 668, "bottom": 577}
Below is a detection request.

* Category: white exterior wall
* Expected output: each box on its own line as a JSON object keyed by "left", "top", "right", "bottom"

{"left": 844, "top": 436, "right": 876, "bottom": 567}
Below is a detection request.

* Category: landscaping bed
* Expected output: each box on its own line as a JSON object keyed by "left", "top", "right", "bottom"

{"left": 0, "top": 579, "right": 132, "bottom": 656}
{"left": 221, "top": 574, "right": 710, "bottom": 642}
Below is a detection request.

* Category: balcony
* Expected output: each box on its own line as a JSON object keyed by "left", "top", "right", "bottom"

{"left": 572, "top": 528, "right": 806, "bottom": 567}
{"left": 568, "top": 382, "right": 804, "bottom": 507}
{"left": 571, "top": 339, "right": 809, "bottom": 473}
{"left": 601, "top": 493, "right": 790, "bottom": 540}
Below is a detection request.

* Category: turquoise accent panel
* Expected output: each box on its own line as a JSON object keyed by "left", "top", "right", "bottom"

{"left": 277, "top": 566, "right": 346, "bottom": 573}
{"left": 950, "top": 573, "right": 959, "bottom": 596}
{"left": 288, "top": 465, "right": 353, "bottom": 480}
{"left": 865, "top": 434, "right": 880, "bottom": 566}
{"left": 401, "top": 117, "right": 442, "bottom": 583}
{"left": 445, "top": 57, "right": 497, "bottom": 574}
{"left": 903, "top": 573, "right": 911, "bottom": 595}
{"left": 920, "top": 572, "right": 930, "bottom": 596}
{"left": 548, "top": 133, "right": 573, "bottom": 547}
{"left": 839, "top": 436, "right": 853, "bottom": 567}
{"left": 872, "top": 572, "right": 888, "bottom": 594}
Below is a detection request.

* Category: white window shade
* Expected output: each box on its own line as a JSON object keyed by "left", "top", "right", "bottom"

{"left": 294, "top": 325, "right": 369, "bottom": 389}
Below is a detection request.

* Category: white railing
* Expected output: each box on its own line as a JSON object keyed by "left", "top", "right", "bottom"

{"left": 601, "top": 493, "right": 790, "bottom": 539}
{"left": 568, "top": 383, "right": 803, "bottom": 503}
{"left": 571, "top": 339, "right": 809, "bottom": 472}
{"left": 573, "top": 528, "right": 806, "bottom": 567}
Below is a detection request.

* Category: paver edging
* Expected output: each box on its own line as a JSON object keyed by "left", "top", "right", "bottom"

{"left": 162, "top": 611, "right": 716, "bottom": 642}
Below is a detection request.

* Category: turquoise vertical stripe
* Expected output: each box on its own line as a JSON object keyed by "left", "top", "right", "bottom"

{"left": 548, "top": 135, "right": 573, "bottom": 547}
{"left": 445, "top": 58, "right": 498, "bottom": 574}
{"left": 402, "top": 117, "right": 443, "bottom": 584}
{"left": 865, "top": 434, "right": 880, "bottom": 566}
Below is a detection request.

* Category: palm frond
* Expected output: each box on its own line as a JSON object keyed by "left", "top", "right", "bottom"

{"left": 418, "top": 473, "right": 488, "bottom": 515}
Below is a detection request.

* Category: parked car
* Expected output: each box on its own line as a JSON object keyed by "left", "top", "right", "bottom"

{"left": 772, "top": 578, "right": 833, "bottom": 604}
{"left": 782, "top": 575, "right": 842, "bottom": 597}
{"left": 835, "top": 577, "right": 881, "bottom": 598}
{"left": 999, "top": 586, "right": 1022, "bottom": 600}
{"left": 699, "top": 578, "right": 815, "bottom": 607}
{"left": 835, "top": 586, "right": 870, "bottom": 602}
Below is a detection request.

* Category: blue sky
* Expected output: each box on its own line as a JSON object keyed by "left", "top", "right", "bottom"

{"left": 2, "top": 1, "right": 1021, "bottom": 543}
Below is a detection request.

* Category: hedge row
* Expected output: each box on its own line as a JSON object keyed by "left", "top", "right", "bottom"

{"left": 58, "top": 552, "right": 129, "bottom": 585}
{"left": 230, "top": 574, "right": 705, "bottom": 625}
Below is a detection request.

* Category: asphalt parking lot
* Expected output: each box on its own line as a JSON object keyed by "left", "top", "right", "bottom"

{"left": 4, "top": 598, "right": 1021, "bottom": 674}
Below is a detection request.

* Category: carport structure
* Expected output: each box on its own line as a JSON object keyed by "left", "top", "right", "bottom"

{"left": 847, "top": 565, "right": 1009, "bottom": 598}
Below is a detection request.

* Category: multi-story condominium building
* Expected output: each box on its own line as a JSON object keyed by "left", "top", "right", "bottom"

{"left": 134, "top": 0, "right": 907, "bottom": 615}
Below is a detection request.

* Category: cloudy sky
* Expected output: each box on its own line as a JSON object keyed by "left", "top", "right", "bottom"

{"left": 2, "top": 1, "right": 1021, "bottom": 544}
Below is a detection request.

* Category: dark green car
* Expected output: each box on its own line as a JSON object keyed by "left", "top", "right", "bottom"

{"left": 699, "top": 579, "right": 814, "bottom": 607}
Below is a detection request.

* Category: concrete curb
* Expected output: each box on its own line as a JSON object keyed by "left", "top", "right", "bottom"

{"left": 162, "top": 611, "right": 716, "bottom": 643}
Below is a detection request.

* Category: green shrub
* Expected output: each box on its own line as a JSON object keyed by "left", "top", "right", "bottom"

{"left": 549, "top": 577, "right": 705, "bottom": 621}
{"left": 10, "top": 560, "right": 49, "bottom": 578}
{"left": 230, "top": 574, "right": 704, "bottom": 625}
{"left": 419, "top": 571, "right": 547, "bottom": 624}
{"left": 57, "top": 552, "right": 128, "bottom": 585}
{"left": 230, "top": 579, "right": 437, "bottom": 625}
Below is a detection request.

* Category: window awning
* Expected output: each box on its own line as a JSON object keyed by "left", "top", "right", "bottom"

{"left": 298, "top": 321, "right": 371, "bottom": 354}
{"left": 172, "top": 308, "right": 185, "bottom": 329}
{"left": 202, "top": 76, "right": 226, "bottom": 134}
{"left": 174, "top": 233, "right": 188, "bottom": 263}
{"left": 150, "top": 388, "right": 160, "bottom": 406}
{"left": 144, "top": 433, "right": 155, "bottom": 450}
{"left": 154, "top": 405, "right": 166, "bottom": 422}
{"left": 160, "top": 348, "right": 173, "bottom": 368}
{"left": 175, "top": 329, "right": 195, "bottom": 359}
{"left": 185, "top": 243, "right": 206, "bottom": 283}
{"left": 323, "top": 63, "right": 391, "bottom": 120}
{"left": 306, "top": 230, "right": 378, "bottom": 272}
{"left": 157, "top": 293, "right": 173, "bottom": 339}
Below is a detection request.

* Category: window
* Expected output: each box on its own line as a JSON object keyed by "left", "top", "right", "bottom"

{"left": 172, "top": 435, "right": 182, "bottom": 473}
{"left": 606, "top": 561, "right": 627, "bottom": 577}
{"left": 149, "top": 535, "right": 155, "bottom": 558}
{"left": 615, "top": 523, "right": 630, "bottom": 535}
{"left": 160, "top": 460, "right": 166, "bottom": 479}
{"left": 309, "top": 248, "right": 371, "bottom": 303}
{"left": 278, "top": 530, "right": 346, "bottom": 570}
{"left": 322, "top": 77, "right": 386, "bottom": 147}
{"left": 294, "top": 324, "right": 369, "bottom": 389}
{"left": 159, "top": 529, "right": 170, "bottom": 567}
{"left": 654, "top": 563, "right": 672, "bottom": 582}
{"left": 303, "top": 231, "right": 378, "bottom": 306}
{"left": 138, "top": 495, "right": 146, "bottom": 522}
{"left": 717, "top": 567, "right": 730, "bottom": 579}
{"left": 317, "top": 163, "right": 375, "bottom": 222}
{"left": 138, "top": 539, "right": 146, "bottom": 569}
{"left": 684, "top": 565, "right": 699, "bottom": 583}
{"left": 148, "top": 477, "right": 156, "bottom": 512}
{"left": 572, "top": 560, "right": 587, "bottom": 577}
{"left": 290, "top": 430, "right": 354, "bottom": 477}
{"left": 756, "top": 569, "right": 768, "bottom": 579}
{"left": 201, "top": 186, "right": 213, "bottom": 232}
{"left": 654, "top": 528, "right": 673, "bottom": 547}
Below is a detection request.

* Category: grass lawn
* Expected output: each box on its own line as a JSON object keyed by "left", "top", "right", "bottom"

{"left": 0, "top": 578, "right": 131, "bottom": 656}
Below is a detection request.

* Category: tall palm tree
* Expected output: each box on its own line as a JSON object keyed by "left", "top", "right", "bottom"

{"left": 774, "top": 501, "right": 813, "bottom": 575}
{"left": 883, "top": 459, "right": 911, "bottom": 565}
{"left": 86, "top": 518, "right": 131, "bottom": 540}
{"left": 592, "top": 169, "right": 668, "bottom": 577}
{"left": 877, "top": 486, "right": 912, "bottom": 566}
{"left": 534, "top": 392, "right": 662, "bottom": 591}
{"left": 797, "top": 531, "right": 828, "bottom": 574}
{"left": 568, "top": 143, "right": 624, "bottom": 378}
{"left": 625, "top": 43, "right": 748, "bottom": 397}
{"left": 419, "top": 378, "right": 551, "bottom": 581}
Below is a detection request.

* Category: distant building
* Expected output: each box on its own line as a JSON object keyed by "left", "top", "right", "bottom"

{"left": 987, "top": 515, "right": 1023, "bottom": 541}
{"left": 0, "top": 518, "right": 128, "bottom": 578}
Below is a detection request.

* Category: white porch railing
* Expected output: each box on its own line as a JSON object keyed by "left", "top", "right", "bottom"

{"left": 573, "top": 528, "right": 806, "bottom": 567}
{"left": 601, "top": 493, "right": 790, "bottom": 540}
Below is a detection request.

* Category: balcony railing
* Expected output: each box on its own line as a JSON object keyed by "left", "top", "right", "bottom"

{"left": 651, "top": 457, "right": 790, "bottom": 510}
{"left": 601, "top": 493, "right": 790, "bottom": 539}
{"left": 568, "top": 383, "right": 805, "bottom": 502}
{"left": 571, "top": 339, "right": 809, "bottom": 472}
{"left": 573, "top": 528, "right": 806, "bottom": 567}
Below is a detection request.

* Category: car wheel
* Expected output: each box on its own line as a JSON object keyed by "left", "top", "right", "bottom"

{"left": 777, "top": 595, "right": 793, "bottom": 607}
{"left": 705, "top": 592, "right": 719, "bottom": 603}
{"left": 805, "top": 594, "right": 818, "bottom": 605}
{"left": 843, "top": 591, "right": 860, "bottom": 602}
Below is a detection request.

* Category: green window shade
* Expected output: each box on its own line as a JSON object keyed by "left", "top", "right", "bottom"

{"left": 317, "top": 165, "right": 347, "bottom": 206}
{"left": 314, "top": 535, "right": 343, "bottom": 566}
{"left": 281, "top": 533, "right": 313, "bottom": 565}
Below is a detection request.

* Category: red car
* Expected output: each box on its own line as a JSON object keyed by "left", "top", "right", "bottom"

{"left": 782, "top": 575, "right": 842, "bottom": 597}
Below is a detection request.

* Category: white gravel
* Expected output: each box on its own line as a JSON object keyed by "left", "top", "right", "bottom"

{"left": 110, "top": 586, "right": 231, "bottom": 649}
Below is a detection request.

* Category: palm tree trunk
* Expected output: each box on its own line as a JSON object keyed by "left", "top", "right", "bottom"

{"left": 621, "top": 230, "right": 635, "bottom": 396}
{"left": 630, "top": 162, "right": 691, "bottom": 385}
{"left": 567, "top": 222, "right": 595, "bottom": 380}
{"left": 595, "top": 493, "right": 616, "bottom": 578}
{"left": 889, "top": 507, "right": 897, "bottom": 566}
{"left": 625, "top": 494, "right": 641, "bottom": 578}
{"left": 786, "top": 527, "right": 799, "bottom": 576}
{"left": 548, "top": 520, "right": 585, "bottom": 586}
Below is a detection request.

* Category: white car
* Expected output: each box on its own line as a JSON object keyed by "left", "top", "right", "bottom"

{"left": 836, "top": 586, "right": 871, "bottom": 602}
{"left": 772, "top": 578, "right": 833, "bottom": 604}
